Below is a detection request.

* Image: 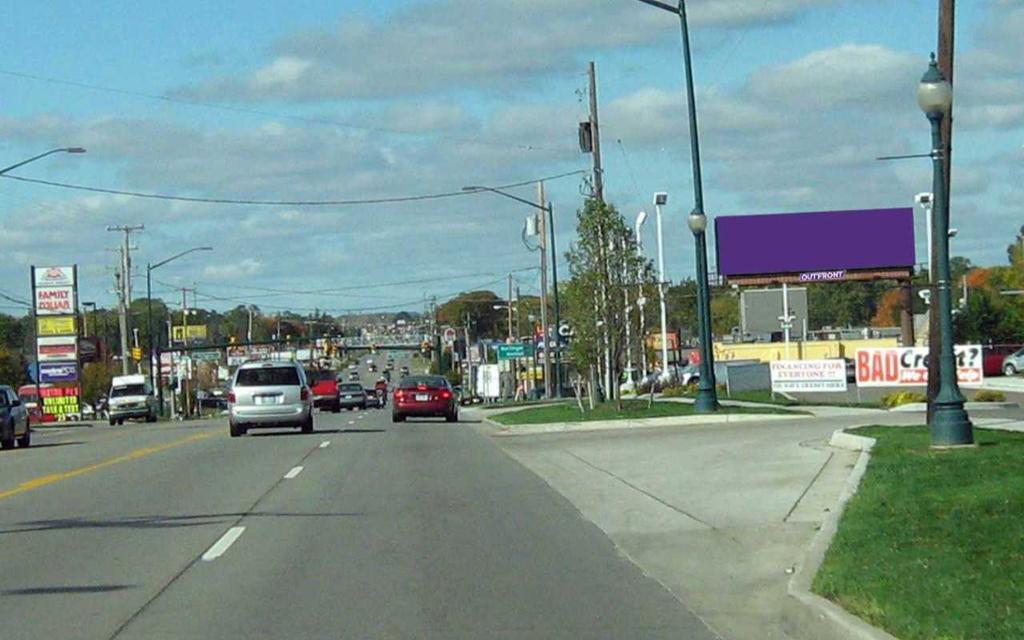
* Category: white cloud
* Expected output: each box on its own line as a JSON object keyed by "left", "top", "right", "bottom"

{"left": 176, "top": 0, "right": 840, "bottom": 102}
{"left": 203, "top": 259, "right": 264, "bottom": 280}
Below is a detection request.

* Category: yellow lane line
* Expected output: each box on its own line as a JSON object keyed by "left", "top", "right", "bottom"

{"left": 0, "top": 431, "right": 218, "bottom": 501}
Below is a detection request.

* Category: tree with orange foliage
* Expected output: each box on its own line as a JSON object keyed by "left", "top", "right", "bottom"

{"left": 870, "top": 289, "right": 903, "bottom": 328}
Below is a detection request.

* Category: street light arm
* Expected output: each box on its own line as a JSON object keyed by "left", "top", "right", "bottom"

{"left": 0, "top": 147, "right": 86, "bottom": 176}
{"left": 633, "top": 0, "right": 680, "bottom": 13}
{"left": 461, "top": 186, "right": 550, "bottom": 212}
{"left": 150, "top": 246, "right": 214, "bottom": 271}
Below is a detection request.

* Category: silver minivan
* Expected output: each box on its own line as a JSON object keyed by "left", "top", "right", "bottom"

{"left": 0, "top": 385, "right": 30, "bottom": 449}
{"left": 228, "top": 361, "right": 313, "bottom": 437}
{"left": 1002, "top": 348, "right": 1024, "bottom": 376}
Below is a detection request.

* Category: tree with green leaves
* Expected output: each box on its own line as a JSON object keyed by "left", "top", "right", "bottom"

{"left": 564, "top": 198, "right": 656, "bottom": 403}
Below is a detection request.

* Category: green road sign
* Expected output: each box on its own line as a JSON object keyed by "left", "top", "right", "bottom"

{"left": 192, "top": 350, "right": 221, "bottom": 362}
{"left": 497, "top": 343, "right": 534, "bottom": 360}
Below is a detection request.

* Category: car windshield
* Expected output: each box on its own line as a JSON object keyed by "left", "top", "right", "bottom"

{"left": 235, "top": 367, "right": 300, "bottom": 387}
{"left": 399, "top": 376, "right": 447, "bottom": 389}
{"left": 339, "top": 383, "right": 363, "bottom": 392}
{"left": 111, "top": 384, "right": 146, "bottom": 397}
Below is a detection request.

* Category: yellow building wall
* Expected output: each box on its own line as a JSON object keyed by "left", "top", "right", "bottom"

{"left": 713, "top": 338, "right": 899, "bottom": 363}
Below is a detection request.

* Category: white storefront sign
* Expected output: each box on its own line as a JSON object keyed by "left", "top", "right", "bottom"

{"left": 855, "top": 346, "right": 984, "bottom": 387}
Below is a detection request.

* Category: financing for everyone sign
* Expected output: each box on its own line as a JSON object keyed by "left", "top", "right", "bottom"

{"left": 37, "top": 336, "right": 78, "bottom": 363}
{"left": 855, "top": 346, "right": 984, "bottom": 387}
{"left": 770, "top": 359, "right": 848, "bottom": 393}
{"left": 34, "top": 285, "right": 75, "bottom": 315}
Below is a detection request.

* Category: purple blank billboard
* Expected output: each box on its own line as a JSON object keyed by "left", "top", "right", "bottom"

{"left": 715, "top": 208, "right": 915, "bottom": 278}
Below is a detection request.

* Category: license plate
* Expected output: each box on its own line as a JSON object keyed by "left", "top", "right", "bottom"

{"left": 255, "top": 394, "right": 282, "bottom": 405}
{"left": 415, "top": 394, "right": 430, "bottom": 402}
{"left": 343, "top": 395, "right": 352, "bottom": 399}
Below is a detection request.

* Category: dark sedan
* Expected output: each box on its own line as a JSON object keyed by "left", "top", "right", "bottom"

{"left": 392, "top": 375, "right": 458, "bottom": 423}
{"left": 337, "top": 383, "right": 368, "bottom": 410}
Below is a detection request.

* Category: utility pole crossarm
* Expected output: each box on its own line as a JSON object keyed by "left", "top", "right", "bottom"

{"left": 461, "top": 186, "right": 549, "bottom": 212}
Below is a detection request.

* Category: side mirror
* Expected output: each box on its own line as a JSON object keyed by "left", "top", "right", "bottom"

{"left": 11, "top": 399, "right": 21, "bottom": 407}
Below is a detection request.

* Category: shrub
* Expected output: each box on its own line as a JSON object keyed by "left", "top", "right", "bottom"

{"left": 973, "top": 390, "right": 1006, "bottom": 403}
{"left": 881, "top": 391, "right": 928, "bottom": 408}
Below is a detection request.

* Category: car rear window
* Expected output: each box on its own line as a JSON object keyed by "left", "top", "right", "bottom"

{"left": 306, "top": 370, "right": 337, "bottom": 384}
{"left": 399, "top": 376, "right": 447, "bottom": 389}
{"left": 235, "top": 366, "right": 301, "bottom": 387}
{"left": 339, "top": 383, "right": 363, "bottom": 392}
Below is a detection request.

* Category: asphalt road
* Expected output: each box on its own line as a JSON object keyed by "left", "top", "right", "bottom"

{"left": 0, "top": 372, "right": 716, "bottom": 638}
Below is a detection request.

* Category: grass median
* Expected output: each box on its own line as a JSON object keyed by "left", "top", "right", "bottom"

{"left": 813, "top": 426, "right": 1024, "bottom": 640}
{"left": 491, "top": 399, "right": 799, "bottom": 426}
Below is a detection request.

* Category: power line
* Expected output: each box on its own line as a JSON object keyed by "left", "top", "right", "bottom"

{"left": 0, "top": 69, "right": 576, "bottom": 154}
{"left": 0, "top": 169, "right": 586, "bottom": 207}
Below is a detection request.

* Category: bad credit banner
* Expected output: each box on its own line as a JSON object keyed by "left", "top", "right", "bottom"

{"left": 855, "top": 346, "right": 983, "bottom": 387}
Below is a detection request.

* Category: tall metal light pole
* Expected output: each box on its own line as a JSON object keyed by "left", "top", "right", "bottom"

{"left": 637, "top": 0, "right": 718, "bottom": 412}
{"left": 147, "top": 246, "right": 213, "bottom": 416}
{"left": 652, "top": 194, "right": 671, "bottom": 380}
{"left": 917, "top": 55, "right": 972, "bottom": 446}
{"left": 462, "top": 185, "right": 563, "bottom": 398}
{"left": 634, "top": 211, "right": 650, "bottom": 376}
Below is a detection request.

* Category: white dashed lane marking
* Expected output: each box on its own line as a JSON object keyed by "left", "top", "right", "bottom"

{"left": 202, "top": 527, "right": 246, "bottom": 561}
{"left": 283, "top": 466, "right": 304, "bottom": 479}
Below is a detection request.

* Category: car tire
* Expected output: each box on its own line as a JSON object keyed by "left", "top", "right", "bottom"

{"left": 392, "top": 413, "right": 405, "bottom": 423}
{"left": 1, "top": 421, "right": 14, "bottom": 450}
{"left": 109, "top": 417, "right": 117, "bottom": 426}
{"left": 301, "top": 414, "right": 314, "bottom": 434}
{"left": 17, "top": 425, "right": 31, "bottom": 448}
{"left": 331, "top": 403, "right": 340, "bottom": 414}
{"left": 146, "top": 411, "right": 157, "bottom": 423}
{"left": 1005, "top": 364, "right": 1017, "bottom": 376}
{"left": 117, "top": 419, "right": 125, "bottom": 426}
{"left": 445, "top": 410, "right": 457, "bottom": 423}
{"left": 229, "top": 421, "right": 245, "bottom": 438}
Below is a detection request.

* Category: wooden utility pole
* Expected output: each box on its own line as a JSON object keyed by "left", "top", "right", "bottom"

{"left": 537, "top": 182, "right": 552, "bottom": 399}
{"left": 927, "top": 0, "right": 955, "bottom": 422}
{"left": 587, "top": 61, "right": 604, "bottom": 202}
{"left": 107, "top": 224, "right": 144, "bottom": 374}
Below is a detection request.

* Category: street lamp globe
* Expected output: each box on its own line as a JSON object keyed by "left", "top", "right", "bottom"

{"left": 917, "top": 55, "right": 952, "bottom": 116}
{"left": 687, "top": 211, "right": 708, "bottom": 234}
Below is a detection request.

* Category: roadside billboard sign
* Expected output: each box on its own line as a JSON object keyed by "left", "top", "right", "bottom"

{"left": 715, "top": 208, "right": 915, "bottom": 285}
{"left": 33, "top": 265, "right": 75, "bottom": 287}
{"left": 855, "top": 346, "right": 984, "bottom": 387}
{"left": 172, "top": 325, "right": 208, "bottom": 341}
{"left": 41, "top": 385, "right": 80, "bottom": 419}
{"left": 39, "top": 362, "right": 79, "bottom": 384}
{"left": 37, "top": 315, "right": 77, "bottom": 336}
{"left": 37, "top": 336, "right": 78, "bottom": 363}
{"left": 34, "top": 285, "right": 75, "bottom": 315}
{"left": 770, "top": 359, "right": 847, "bottom": 393}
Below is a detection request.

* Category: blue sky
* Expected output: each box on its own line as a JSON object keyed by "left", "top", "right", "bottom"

{"left": 1, "top": 0, "right": 1021, "bottom": 315}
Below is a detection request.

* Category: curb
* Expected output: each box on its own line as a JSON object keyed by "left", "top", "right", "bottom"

{"left": 485, "top": 411, "right": 807, "bottom": 437}
{"left": 890, "top": 400, "right": 1019, "bottom": 412}
{"left": 782, "top": 428, "right": 899, "bottom": 640}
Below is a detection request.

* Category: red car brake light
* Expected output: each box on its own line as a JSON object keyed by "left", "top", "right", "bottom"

{"left": 439, "top": 390, "right": 452, "bottom": 400}
{"left": 300, "top": 388, "right": 309, "bottom": 401}
{"left": 394, "top": 389, "right": 405, "bottom": 399}
{"left": 228, "top": 392, "right": 236, "bottom": 403}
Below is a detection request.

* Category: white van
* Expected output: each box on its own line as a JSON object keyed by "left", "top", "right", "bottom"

{"left": 108, "top": 374, "right": 158, "bottom": 425}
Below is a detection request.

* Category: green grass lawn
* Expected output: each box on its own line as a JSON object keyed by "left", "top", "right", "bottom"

{"left": 664, "top": 387, "right": 883, "bottom": 409}
{"left": 491, "top": 399, "right": 798, "bottom": 425}
{"left": 813, "top": 426, "right": 1024, "bottom": 640}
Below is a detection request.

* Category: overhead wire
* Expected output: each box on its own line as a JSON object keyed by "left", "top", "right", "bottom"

{"left": 0, "top": 169, "right": 587, "bottom": 207}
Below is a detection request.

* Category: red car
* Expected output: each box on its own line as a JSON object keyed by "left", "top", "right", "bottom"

{"left": 306, "top": 369, "right": 341, "bottom": 413}
{"left": 392, "top": 375, "right": 458, "bottom": 423}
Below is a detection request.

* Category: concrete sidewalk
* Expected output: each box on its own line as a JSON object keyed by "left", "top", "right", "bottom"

{"left": 480, "top": 412, "right": 922, "bottom": 640}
